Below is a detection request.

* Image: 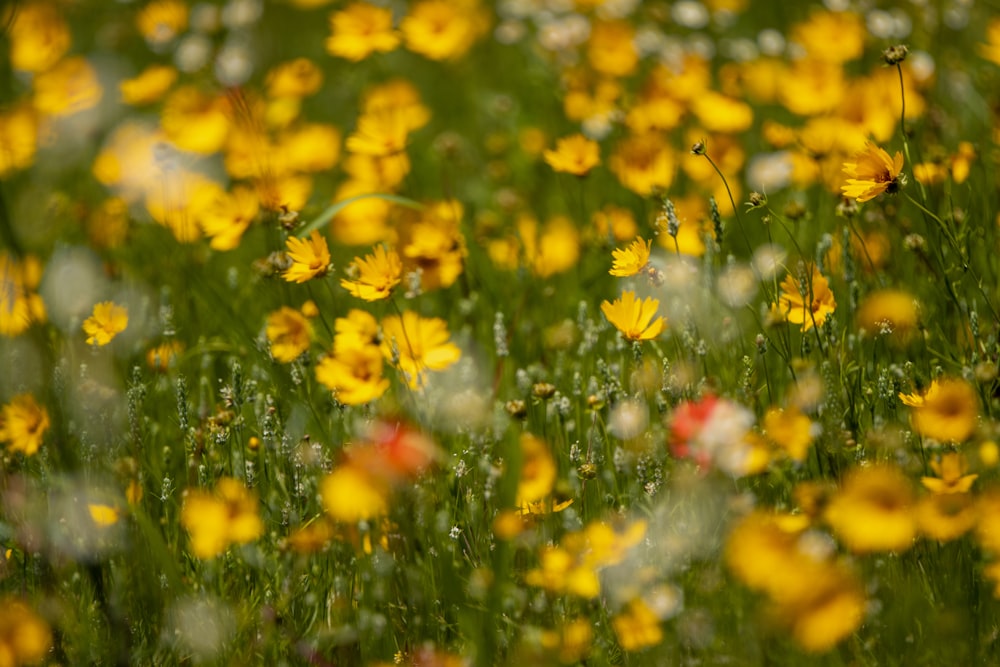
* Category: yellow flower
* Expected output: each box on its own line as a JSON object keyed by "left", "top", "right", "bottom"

{"left": 341, "top": 245, "right": 402, "bottom": 301}
{"left": 762, "top": 405, "right": 814, "bottom": 462}
{"left": 315, "top": 345, "right": 389, "bottom": 405}
{"left": 543, "top": 134, "right": 600, "bottom": 176}
{"left": 0, "top": 252, "right": 46, "bottom": 337}
{"left": 790, "top": 9, "right": 866, "bottom": 64}
{"left": 0, "top": 597, "right": 51, "bottom": 666}
{"left": 283, "top": 230, "right": 331, "bottom": 283}
{"left": 779, "top": 568, "right": 866, "bottom": 653}
{"left": 0, "top": 105, "right": 39, "bottom": 179}
{"left": 265, "top": 306, "right": 313, "bottom": 363}
{"left": 88, "top": 503, "right": 121, "bottom": 527}
{"left": 160, "top": 86, "right": 231, "bottom": 155}
{"left": 265, "top": 58, "right": 323, "bottom": 98}
{"left": 857, "top": 289, "right": 919, "bottom": 341}
{"left": 200, "top": 186, "right": 260, "bottom": 251}
{"left": 901, "top": 378, "right": 978, "bottom": 443}
{"left": 979, "top": 18, "right": 1000, "bottom": 66}
{"left": 609, "top": 237, "right": 651, "bottom": 277}
{"left": 83, "top": 301, "right": 128, "bottom": 346}
{"left": 586, "top": 20, "right": 638, "bottom": 78}
{"left": 916, "top": 493, "right": 977, "bottom": 542}
{"left": 380, "top": 311, "right": 461, "bottom": 388}
{"left": 136, "top": 0, "right": 189, "bottom": 46}
{"left": 119, "top": 64, "right": 177, "bottom": 105}
{"left": 401, "top": 0, "right": 486, "bottom": 61}
{"left": 399, "top": 200, "right": 467, "bottom": 291}
{"left": 600, "top": 290, "right": 665, "bottom": 341}
{"left": 146, "top": 340, "right": 183, "bottom": 373}
{"left": 841, "top": 141, "right": 904, "bottom": 203}
{"left": 346, "top": 109, "right": 411, "bottom": 157}
{"left": 824, "top": 464, "right": 916, "bottom": 553}
{"left": 181, "top": 478, "right": 264, "bottom": 559}
{"left": 7, "top": 2, "right": 70, "bottom": 73}
{"left": 612, "top": 599, "right": 662, "bottom": 652}
{"left": 320, "top": 464, "right": 389, "bottom": 522}
{"left": 516, "top": 433, "right": 556, "bottom": 508}
{"left": 0, "top": 394, "right": 49, "bottom": 456}
{"left": 772, "top": 265, "right": 836, "bottom": 332}
{"left": 33, "top": 56, "right": 103, "bottom": 117}
{"left": 326, "top": 2, "right": 400, "bottom": 62}
{"left": 608, "top": 133, "right": 676, "bottom": 196}
{"left": 922, "top": 452, "right": 978, "bottom": 494}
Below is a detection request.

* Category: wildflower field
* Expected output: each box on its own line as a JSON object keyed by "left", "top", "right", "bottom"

{"left": 6, "top": 0, "right": 1000, "bottom": 664}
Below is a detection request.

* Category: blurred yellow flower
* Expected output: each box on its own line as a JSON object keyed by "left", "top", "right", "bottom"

{"left": 315, "top": 345, "right": 389, "bottom": 405}
{"left": 321, "top": 464, "right": 389, "bottom": 522}
{"left": 612, "top": 599, "right": 662, "bottom": 652}
{"left": 33, "top": 56, "right": 103, "bottom": 117}
{"left": 900, "top": 378, "right": 978, "bottom": 443}
{"left": 181, "top": 478, "right": 264, "bottom": 559}
{"left": 326, "top": 2, "right": 400, "bottom": 61}
{"left": 0, "top": 253, "right": 46, "bottom": 337}
{"left": 772, "top": 265, "right": 836, "bottom": 332}
{"left": 333, "top": 309, "right": 380, "bottom": 354}
{"left": 916, "top": 492, "right": 977, "bottom": 542}
{"left": 842, "top": 141, "right": 904, "bottom": 203}
{"left": 265, "top": 306, "right": 313, "bottom": 363}
{"left": 978, "top": 18, "right": 1000, "bottom": 66}
{"left": 0, "top": 597, "right": 51, "bottom": 666}
{"left": 0, "top": 106, "right": 39, "bottom": 178}
{"left": 609, "top": 133, "right": 675, "bottom": 196}
{"left": 160, "top": 87, "right": 231, "bottom": 155}
{"left": 400, "top": 200, "right": 467, "bottom": 291}
{"left": 136, "top": 0, "right": 188, "bottom": 46}
{"left": 119, "top": 64, "right": 177, "bottom": 105}
{"left": 586, "top": 20, "right": 638, "bottom": 78}
{"left": 762, "top": 406, "right": 814, "bottom": 462}
{"left": 922, "top": 452, "right": 978, "bottom": 494}
{"left": 857, "top": 289, "right": 919, "bottom": 341}
{"left": 0, "top": 394, "right": 49, "bottom": 456}
{"left": 146, "top": 340, "right": 183, "bottom": 373}
{"left": 824, "top": 464, "right": 916, "bottom": 553}
{"left": 7, "top": 2, "right": 70, "bottom": 73}
{"left": 380, "top": 311, "right": 461, "bottom": 388}
{"left": 83, "top": 301, "right": 129, "bottom": 346}
{"left": 346, "top": 109, "right": 411, "bottom": 157}
{"left": 401, "top": 0, "right": 487, "bottom": 61}
{"left": 601, "top": 290, "right": 665, "bottom": 341}
{"left": 341, "top": 245, "right": 402, "bottom": 300}
{"left": 283, "top": 230, "right": 331, "bottom": 283}
{"left": 200, "top": 186, "right": 260, "bottom": 251}
{"left": 791, "top": 9, "right": 865, "bottom": 63}
{"left": 265, "top": 58, "right": 323, "bottom": 98}
{"left": 543, "top": 134, "right": 600, "bottom": 176}
{"left": 88, "top": 503, "right": 120, "bottom": 527}
{"left": 609, "top": 237, "right": 651, "bottom": 277}
{"left": 516, "top": 433, "right": 556, "bottom": 508}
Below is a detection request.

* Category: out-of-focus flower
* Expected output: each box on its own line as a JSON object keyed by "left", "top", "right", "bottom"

{"left": 265, "top": 58, "right": 323, "bottom": 98}
{"left": 762, "top": 405, "right": 814, "bottom": 462}
{"left": 609, "top": 133, "right": 676, "bottom": 196}
{"left": 592, "top": 205, "right": 638, "bottom": 243}
{"left": 841, "top": 141, "right": 904, "bottom": 203}
{"left": 181, "top": 478, "right": 264, "bottom": 559}
{"left": 88, "top": 503, "right": 121, "bottom": 527}
{"left": 380, "top": 311, "right": 461, "bottom": 388}
{"left": 586, "top": 20, "right": 638, "bottom": 78}
{"left": 199, "top": 186, "right": 260, "bottom": 251}
{"left": 7, "top": 2, "right": 70, "bottom": 73}
{"left": 321, "top": 465, "right": 389, "bottom": 522}
{"left": 0, "top": 394, "right": 49, "bottom": 456}
{"left": 516, "top": 433, "right": 556, "bottom": 509}
{"left": 119, "top": 64, "right": 177, "bottom": 105}
{"left": 539, "top": 618, "right": 593, "bottom": 664}
{"left": 899, "top": 378, "right": 978, "bottom": 443}
{"left": 0, "top": 106, "right": 39, "bottom": 178}
{"left": 612, "top": 598, "right": 662, "bottom": 652}
{"left": 922, "top": 452, "right": 978, "bottom": 494}
{"left": 0, "top": 253, "right": 46, "bottom": 337}
{"left": 283, "top": 230, "right": 331, "bottom": 283}
{"left": 346, "top": 109, "right": 412, "bottom": 157}
{"left": 401, "top": 0, "right": 488, "bottom": 61}
{"left": 399, "top": 200, "right": 467, "bottom": 291}
{"left": 916, "top": 492, "right": 977, "bottom": 542}
{"left": 137, "top": 0, "right": 189, "bottom": 46}
{"left": 83, "top": 301, "right": 129, "bottom": 346}
{"left": 772, "top": 265, "right": 836, "bottom": 332}
{"left": 316, "top": 345, "right": 389, "bottom": 405}
{"left": 978, "top": 18, "right": 1000, "bottom": 66}
{"left": 790, "top": 9, "right": 865, "bottom": 63}
{"left": 0, "top": 597, "right": 52, "bottom": 665}
{"left": 326, "top": 2, "right": 400, "bottom": 61}
{"left": 857, "top": 289, "right": 918, "bottom": 342}
{"left": 265, "top": 305, "right": 313, "bottom": 363}
{"left": 543, "top": 134, "right": 600, "bottom": 176}
{"left": 341, "top": 245, "right": 402, "bottom": 300}
{"left": 332, "top": 309, "right": 380, "bottom": 355}
{"left": 824, "top": 464, "right": 916, "bottom": 553}
{"left": 160, "top": 87, "right": 231, "bottom": 155}
{"left": 609, "top": 237, "right": 651, "bottom": 277}
{"left": 601, "top": 290, "right": 665, "bottom": 341}
{"left": 33, "top": 56, "right": 103, "bottom": 116}
{"left": 146, "top": 341, "right": 184, "bottom": 372}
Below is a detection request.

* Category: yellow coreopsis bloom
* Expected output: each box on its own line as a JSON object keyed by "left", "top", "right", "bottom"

{"left": 841, "top": 141, "right": 904, "bottom": 203}
{"left": 609, "top": 237, "right": 651, "bottom": 277}
{"left": 341, "top": 245, "right": 402, "bottom": 301}
{"left": 380, "top": 311, "right": 461, "bottom": 388}
{"left": 543, "top": 134, "right": 600, "bottom": 176}
{"left": 979, "top": 18, "right": 1000, "bottom": 66}
{"left": 200, "top": 186, "right": 260, "bottom": 251}
{"left": 326, "top": 2, "right": 400, "bottom": 62}
{"left": 315, "top": 345, "right": 390, "bottom": 406}
{"left": 772, "top": 265, "right": 836, "bottom": 332}
{"left": 824, "top": 464, "right": 916, "bottom": 553}
{"left": 600, "top": 290, "right": 665, "bottom": 341}
{"left": 0, "top": 597, "right": 51, "bottom": 666}
{"left": 33, "top": 56, "right": 103, "bottom": 117}
{"left": 181, "top": 478, "right": 264, "bottom": 559}
{"left": 320, "top": 464, "right": 389, "bottom": 522}
{"left": 136, "top": 0, "right": 189, "bottom": 46}
{"left": 401, "top": 0, "right": 486, "bottom": 61}
{"left": 0, "top": 394, "right": 49, "bottom": 456}
{"left": 516, "top": 433, "right": 556, "bottom": 509}
{"left": 900, "top": 378, "right": 978, "bottom": 443}
{"left": 265, "top": 306, "right": 313, "bottom": 363}
{"left": 83, "top": 301, "right": 128, "bottom": 346}
{"left": 922, "top": 452, "right": 978, "bottom": 494}
{"left": 612, "top": 599, "right": 663, "bottom": 652}
{"left": 283, "top": 230, "right": 331, "bottom": 283}
{"left": 119, "top": 64, "right": 177, "bottom": 105}
{"left": 265, "top": 58, "right": 323, "bottom": 99}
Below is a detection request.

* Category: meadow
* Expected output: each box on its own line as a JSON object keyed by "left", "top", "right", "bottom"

{"left": 2, "top": 0, "right": 1000, "bottom": 664}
